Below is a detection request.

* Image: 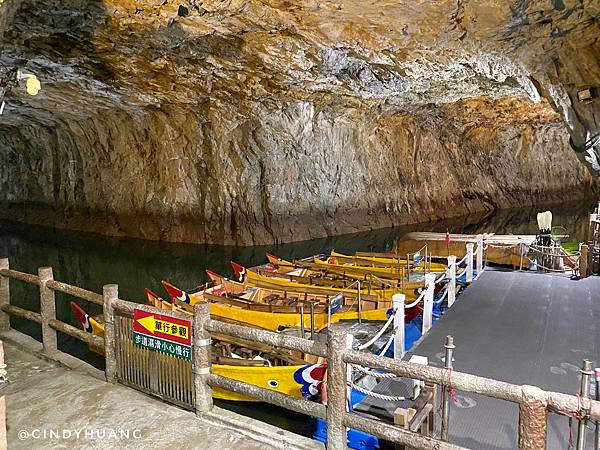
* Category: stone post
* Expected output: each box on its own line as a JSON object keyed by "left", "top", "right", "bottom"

{"left": 447, "top": 256, "right": 456, "bottom": 307}
{"left": 518, "top": 385, "right": 548, "bottom": 450}
{"left": 193, "top": 302, "right": 213, "bottom": 414}
{"left": 0, "top": 259, "right": 9, "bottom": 332}
{"left": 441, "top": 335, "right": 455, "bottom": 441}
{"left": 576, "top": 359, "right": 593, "bottom": 450}
{"left": 326, "top": 323, "right": 351, "bottom": 450}
{"left": 392, "top": 294, "right": 405, "bottom": 360}
{"left": 38, "top": 267, "right": 57, "bottom": 352}
{"left": 103, "top": 284, "right": 118, "bottom": 384}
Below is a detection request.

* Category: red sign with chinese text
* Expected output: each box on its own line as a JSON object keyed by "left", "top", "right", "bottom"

{"left": 132, "top": 309, "right": 191, "bottom": 346}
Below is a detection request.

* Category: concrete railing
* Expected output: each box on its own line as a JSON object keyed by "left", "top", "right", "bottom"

{"left": 0, "top": 258, "right": 105, "bottom": 352}
{"left": 3, "top": 257, "right": 598, "bottom": 450}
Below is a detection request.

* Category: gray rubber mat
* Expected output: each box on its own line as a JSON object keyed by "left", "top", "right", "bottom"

{"left": 410, "top": 270, "right": 599, "bottom": 449}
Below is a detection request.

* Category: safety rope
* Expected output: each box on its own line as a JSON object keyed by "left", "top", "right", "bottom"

{"left": 356, "top": 310, "right": 396, "bottom": 350}
{"left": 377, "top": 332, "right": 395, "bottom": 356}
{"left": 347, "top": 381, "right": 405, "bottom": 402}
{"left": 529, "top": 245, "right": 581, "bottom": 259}
{"left": 356, "top": 289, "right": 428, "bottom": 352}
{"left": 456, "top": 267, "right": 468, "bottom": 279}
{"left": 434, "top": 285, "right": 449, "bottom": 304}
{"left": 484, "top": 243, "right": 521, "bottom": 249}
{"left": 456, "top": 254, "right": 468, "bottom": 265}
{"left": 342, "top": 290, "right": 358, "bottom": 314}
{"left": 434, "top": 272, "right": 447, "bottom": 284}
{"left": 525, "top": 256, "right": 577, "bottom": 273}
{"left": 405, "top": 290, "right": 426, "bottom": 309}
{"left": 354, "top": 364, "right": 398, "bottom": 379}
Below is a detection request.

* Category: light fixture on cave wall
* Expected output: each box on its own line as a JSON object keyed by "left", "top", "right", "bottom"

{"left": 0, "top": 63, "right": 41, "bottom": 115}
{"left": 576, "top": 87, "right": 598, "bottom": 104}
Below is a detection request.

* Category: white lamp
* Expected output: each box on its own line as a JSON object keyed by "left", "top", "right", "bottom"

{"left": 16, "top": 70, "right": 41, "bottom": 96}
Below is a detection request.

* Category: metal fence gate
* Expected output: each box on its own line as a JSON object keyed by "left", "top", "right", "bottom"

{"left": 114, "top": 311, "right": 195, "bottom": 410}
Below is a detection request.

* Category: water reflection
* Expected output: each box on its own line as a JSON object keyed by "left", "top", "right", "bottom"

{"left": 1, "top": 200, "right": 593, "bottom": 299}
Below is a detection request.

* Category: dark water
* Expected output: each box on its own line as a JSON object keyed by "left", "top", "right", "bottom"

{"left": 0, "top": 198, "right": 596, "bottom": 435}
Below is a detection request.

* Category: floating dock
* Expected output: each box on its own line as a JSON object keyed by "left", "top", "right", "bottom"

{"left": 410, "top": 269, "right": 599, "bottom": 449}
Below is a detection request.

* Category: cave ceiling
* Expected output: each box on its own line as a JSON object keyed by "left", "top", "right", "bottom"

{"left": 0, "top": 0, "right": 599, "bottom": 169}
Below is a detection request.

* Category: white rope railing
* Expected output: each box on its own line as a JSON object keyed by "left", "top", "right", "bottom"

{"left": 526, "top": 257, "right": 577, "bottom": 273}
{"left": 356, "top": 310, "right": 396, "bottom": 350}
{"left": 355, "top": 253, "right": 458, "bottom": 354}
{"left": 485, "top": 243, "right": 521, "bottom": 249}
{"left": 357, "top": 278, "right": 431, "bottom": 352}
{"left": 377, "top": 332, "right": 395, "bottom": 357}
{"left": 456, "top": 267, "right": 467, "bottom": 278}
{"left": 529, "top": 245, "right": 581, "bottom": 258}
{"left": 434, "top": 285, "right": 449, "bottom": 304}
{"left": 405, "top": 290, "right": 426, "bottom": 309}
{"left": 456, "top": 254, "right": 468, "bottom": 265}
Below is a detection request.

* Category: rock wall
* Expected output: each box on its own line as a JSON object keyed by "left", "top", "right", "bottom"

{"left": 1, "top": 97, "right": 596, "bottom": 245}
{"left": 0, "top": 0, "right": 599, "bottom": 245}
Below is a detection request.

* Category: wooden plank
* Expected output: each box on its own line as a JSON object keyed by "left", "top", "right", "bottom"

{"left": 409, "top": 404, "right": 433, "bottom": 433}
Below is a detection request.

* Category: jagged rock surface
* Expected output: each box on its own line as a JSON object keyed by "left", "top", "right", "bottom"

{"left": 0, "top": 0, "right": 598, "bottom": 244}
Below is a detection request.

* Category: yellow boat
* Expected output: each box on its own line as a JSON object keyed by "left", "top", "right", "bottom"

{"left": 264, "top": 253, "right": 412, "bottom": 290}
{"left": 233, "top": 261, "right": 411, "bottom": 302}
{"left": 162, "top": 279, "right": 391, "bottom": 332}
{"left": 264, "top": 256, "right": 426, "bottom": 295}
{"left": 329, "top": 251, "right": 448, "bottom": 271}
{"left": 317, "top": 255, "right": 446, "bottom": 276}
{"left": 70, "top": 299, "right": 327, "bottom": 402}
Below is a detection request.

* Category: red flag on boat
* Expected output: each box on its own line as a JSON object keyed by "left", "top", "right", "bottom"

{"left": 161, "top": 280, "right": 192, "bottom": 304}
{"left": 230, "top": 261, "right": 246, "bottom": 282}
{"left": 70, "top": 301, "right": 93, "bottom": 333}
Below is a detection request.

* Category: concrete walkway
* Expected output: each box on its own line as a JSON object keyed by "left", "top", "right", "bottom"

{"left": 2, "top": 331, "right": 322, "bottom": 449}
